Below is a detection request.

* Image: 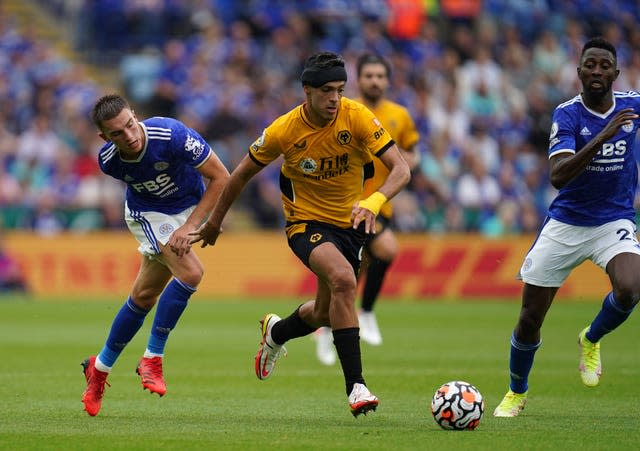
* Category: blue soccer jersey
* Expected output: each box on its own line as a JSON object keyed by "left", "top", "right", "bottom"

{"left": 98, "top": 117, "right": 212, "bottom": 214}
{"left": 547, "top": 91, "right": 640, "bottom": 226}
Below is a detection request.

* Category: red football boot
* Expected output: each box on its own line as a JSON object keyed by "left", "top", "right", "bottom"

{"left": 81, "top": 356, "right": 110, "bottom": 416}
{"left": 136, "top": 356, "right": 167, "bottom": 396}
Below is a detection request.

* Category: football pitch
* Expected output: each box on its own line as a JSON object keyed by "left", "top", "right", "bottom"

{"left": 1, "top": 296, "right": 639, "bottom": 450}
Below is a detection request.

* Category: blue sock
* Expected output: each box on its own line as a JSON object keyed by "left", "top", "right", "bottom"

{"left": 586, "top": 292, "right": 635, "bottom": 343}
{"left": 509, "top": 332, "right": 541, "bottom": 394}
{"left": 146, "top": 278, "right": 195, "bottom": 355}
{"left": 98, "top": 297, "right": 149, "bottom": 367}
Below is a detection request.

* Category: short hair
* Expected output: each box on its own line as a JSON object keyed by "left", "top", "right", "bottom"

{"left": 300, "top": 51, "right": 347, "bottom": 87}
{"left": 356, "top": 53, "right": 391, "bottom": 78}
{"left": 90, "top": 94, "right": 130, "bottom": 128}
{"left": 303, "top": 51, "right": 345, "bottom": 72}
{"left": 581, "top": 37, "right": 617, "bottom": 62}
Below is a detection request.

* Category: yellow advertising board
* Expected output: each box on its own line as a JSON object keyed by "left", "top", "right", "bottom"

{"left": 3, "top": 231, "right": 609, "bottom": 301}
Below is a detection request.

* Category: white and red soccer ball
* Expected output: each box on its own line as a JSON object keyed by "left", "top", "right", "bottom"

{"left": 431, "top": 380, "right": 485, "bottom": 430}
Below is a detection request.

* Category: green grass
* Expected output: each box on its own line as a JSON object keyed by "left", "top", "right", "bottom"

{"left": 0, "top": 296, "right": 638, "bottom": 450}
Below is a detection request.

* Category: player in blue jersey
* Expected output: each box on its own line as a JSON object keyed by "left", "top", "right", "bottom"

{"left": 80, "top": 94, "right": 229, "bottom": 416}
{"left": 494, "top": 37, "right": 640, "bottom": 417}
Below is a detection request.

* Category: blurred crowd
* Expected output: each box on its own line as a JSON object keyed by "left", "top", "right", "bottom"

{"left": 3, "top": 0, "right": 640, "bottom": 237}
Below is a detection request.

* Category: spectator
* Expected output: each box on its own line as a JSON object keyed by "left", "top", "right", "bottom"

{"left": 22, "top": 190, "right": 67, "bottom": 236}
{"left": 465, "top": 119, "right": 500, "bottom": 175}
{"left": 386, "top": 0, "right": 424, "bottom": 42}
{"left": 8, "top": 1, "right": 640, "bottom": 237}
{"left": 417, "top": 130, "right": 461, "bottom": 207}
{"left": 532, "top": 29, "right": 567, "bottom": 83}
{"left": 119, "top": 47, "right": 163, "bottom": 106}
{"left": 480, "top": 199, "right": 520, "bottom": 237}
{"left": 149, "top": 39, "right": 190, "bottom": 117}
{"left": 456, "top": 153, "right": 501, "bottom": 231}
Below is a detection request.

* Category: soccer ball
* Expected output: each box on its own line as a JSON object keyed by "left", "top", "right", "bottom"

{"left": 431, "top": 380, "right": 484, "bottom": 430}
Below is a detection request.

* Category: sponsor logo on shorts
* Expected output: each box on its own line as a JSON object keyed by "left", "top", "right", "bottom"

{"left": 159, "top": 223, "right": 174, "bottom": 236}
{"left": 310, "top": 233, "right": 322, "bottom": 243}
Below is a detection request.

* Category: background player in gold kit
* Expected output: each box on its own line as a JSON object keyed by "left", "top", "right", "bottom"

{"left": 190, "top": 51, "right": 410, "bottom": 416}
{"left": 315, "top": 53, "right": 420, "bottom": 365}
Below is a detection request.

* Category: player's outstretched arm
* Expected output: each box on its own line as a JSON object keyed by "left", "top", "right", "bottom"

{"left": 352, "top": 144, "right": 410, "bottom": 233}
{"left": 168, "top": 152, "right": 230, "bottom": 257}
{"left": 189, "top": 154, "right": 263, "bottom": 247}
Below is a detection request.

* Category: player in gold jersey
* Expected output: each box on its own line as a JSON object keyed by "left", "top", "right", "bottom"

{"left": 314, "top": 54, "right": 420, "bottom": 365}
{"left": 190, "top": 51, "right": 410, "bottom": 416}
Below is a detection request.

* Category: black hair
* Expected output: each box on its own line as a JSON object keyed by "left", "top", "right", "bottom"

{"left": 90, "top": 93, "right": 130, "bottom": 127}
{"left": 300, "top": 51, "right": 347, "bottom": 87}
{"left": 581, "top": 37, "right": 617, "bottom": 62}
{"left": 356, "top": 53, "right": 391, "bottom": 78}
{"left": 303, "top": 51, "right": 345, "bottom": 71}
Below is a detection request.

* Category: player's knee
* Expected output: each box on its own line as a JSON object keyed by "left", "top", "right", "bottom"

{"left": 130, "top": 289, "right": 160, "bottom": 310}
{"left": 516, "top": 314, "right": 543, "bottom": 341}
{"left": 613, "top": 285, "right": 640, "bottom": 310}
{"left": 611, "top": 268, "right": 640, "bottom": 303}
{"left": 372, "top": 247, "right": 396, "bottom": 262}
{"left": 371, "top": 234, "right": 398, "bottom": 261}
{"left": 329, "top": 268, "right": 357, "bottom": 295}
{"left": 386, "top": 237, "right": 400, "bottom": 259}
{"left": 179, "top": 273, "right": 202, "bottom": 289}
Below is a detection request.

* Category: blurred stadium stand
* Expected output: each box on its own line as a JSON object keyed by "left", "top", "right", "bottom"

{"left": 2, "top": 0, "right": 640, "bottom": 236}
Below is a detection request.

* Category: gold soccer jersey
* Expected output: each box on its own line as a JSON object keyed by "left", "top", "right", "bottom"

{"left": 249, "top": 97, "right": 394, "bottom": 230}
{"left": 358, "top": 98, "right": 419, "bottom": 218}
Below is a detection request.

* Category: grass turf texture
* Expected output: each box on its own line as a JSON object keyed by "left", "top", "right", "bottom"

{"left": 1, "top": 296, "right": 638, "bottom": 450}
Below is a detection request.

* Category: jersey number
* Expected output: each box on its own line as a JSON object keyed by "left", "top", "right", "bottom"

{"left": 616, "top": 228, "right": 632, "bottom": 241}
